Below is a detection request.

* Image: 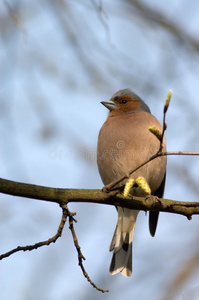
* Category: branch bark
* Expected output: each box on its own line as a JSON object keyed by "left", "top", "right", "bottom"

{"left": 0, "top": 177, "right": 198, "bottom": 219}
{"left": 0, "top": 169, "right": 198, "bottom": 293}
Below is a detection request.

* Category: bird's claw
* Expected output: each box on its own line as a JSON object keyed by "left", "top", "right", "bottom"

{"left": 145, "top": 195, "right": 160, "bottom": 206}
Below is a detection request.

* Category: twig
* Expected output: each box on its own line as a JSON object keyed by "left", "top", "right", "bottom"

{"left": 0, "top": 201, "right": 108, "bottom": 292}
{"left": 66, "top": 205, "right": 109, "bottom": 293}
{"left": 103, "top": 151, "right": 199, "bottom": 192}
{"left": 104, "top": 90, "right": 169, "bottom": 192}
{"left": 91, "top": 0, "right": 108, "bottom": 18}
{"left": 159, "top": 89, "right": 172, "bottom": 152}
{"left": 0, "top": 202, "right": 68, "bottom": 260}
{"left": 99, "top": 0, "right": 108, "bottom": 18}
{"left": 91, "top": 0, "right": 113, "bottom": 46}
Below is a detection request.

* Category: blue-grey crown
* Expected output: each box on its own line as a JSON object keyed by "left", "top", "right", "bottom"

{"left": 112, "top": 88, "right": 151, "bottom": 113}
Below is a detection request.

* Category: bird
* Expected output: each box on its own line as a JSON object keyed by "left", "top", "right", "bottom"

{"left": 97, "top": 88, "right": 166, "bottom": 277}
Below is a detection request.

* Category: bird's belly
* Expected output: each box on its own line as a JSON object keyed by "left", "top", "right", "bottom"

{"left": 97, "top": 146, "right": 166, "bottom": 194}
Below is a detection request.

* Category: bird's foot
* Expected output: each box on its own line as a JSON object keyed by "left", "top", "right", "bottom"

{"left": 145, "top": 195, "right": 160, "bottom": 206}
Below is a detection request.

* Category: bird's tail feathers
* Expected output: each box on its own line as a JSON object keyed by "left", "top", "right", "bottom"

{"left": 109, "top": 208, "right": 138, "bottom": 277}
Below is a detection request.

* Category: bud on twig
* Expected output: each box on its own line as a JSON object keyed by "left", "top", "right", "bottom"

{"left": 149, "top": 126, "right": 162, "bottom": 141}
{"left": 123, "top": 177, "right": 135, "bottom": 197}
{"left": 164, "top": 89, "right": 172, "bottom": 114}
{"left": 135, "top": 176, "right": 151, "bottom": 195}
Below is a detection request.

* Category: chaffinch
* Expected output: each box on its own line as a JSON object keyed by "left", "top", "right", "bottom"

{"left": 97, "top": 89, "right": 166, "bottom": 277}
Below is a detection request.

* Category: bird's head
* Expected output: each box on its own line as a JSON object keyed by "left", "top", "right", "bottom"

{"left": 101, "top": 89, "right": 151, "bottom": 114}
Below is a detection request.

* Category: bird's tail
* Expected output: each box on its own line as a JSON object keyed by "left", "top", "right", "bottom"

{"left": 109, "top": 208, "right": 139, "bottom": 277}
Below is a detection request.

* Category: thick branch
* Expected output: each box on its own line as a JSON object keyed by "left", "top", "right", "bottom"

{"left": 0, "top": 182, "right": 108, "bottom": 293}
{"left": 0, "top": 177, "right": 199, "bottom": 218}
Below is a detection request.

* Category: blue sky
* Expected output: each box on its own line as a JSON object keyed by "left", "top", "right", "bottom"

{"left": 1, "top": 1, "right": 199, "bottom": 300}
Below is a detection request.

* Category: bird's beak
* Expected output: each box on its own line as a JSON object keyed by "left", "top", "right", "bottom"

{"left": 101, "top": 100, "right": 117, "bottom": 111}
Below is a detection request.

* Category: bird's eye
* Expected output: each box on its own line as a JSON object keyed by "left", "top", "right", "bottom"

{"left": 122, "top": 100, "right": 127, "bottom": 104}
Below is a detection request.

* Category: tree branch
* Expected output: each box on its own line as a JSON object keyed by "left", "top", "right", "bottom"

{"left": 127, "top": 0, "right": 199, "bottom": 52}
{"left": 0, "top": 177, "right": 199, "bottom": 218}
{"left": 0, "top": 202, "right": 68, "bottom": 260}
{"left": 0, "top": 190, "right": 109, "bottom": 293}
{"left": 67, "top": 206, "right": 109, "bottom": 293}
